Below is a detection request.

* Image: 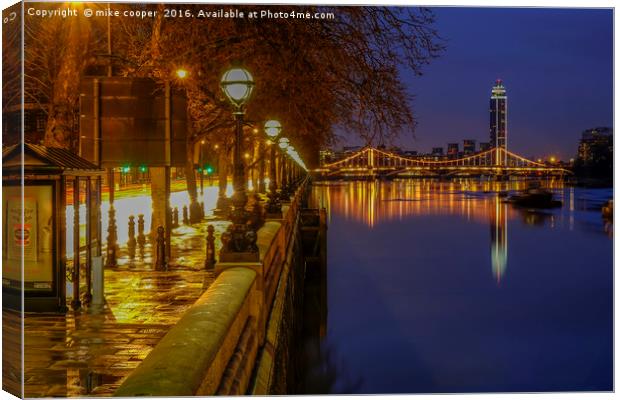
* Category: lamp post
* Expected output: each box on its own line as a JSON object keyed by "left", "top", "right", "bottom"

{"left": 163, "top": 68, "right": 189, "bottom": 261}
{"left": 213, "top": 143, "right": 229, "bottom": 212}
{"left": 265, "top": 120, "right": 282, "bottom": 216}
{"left": 219, "top": 67, "right": 259, "bottom": 261}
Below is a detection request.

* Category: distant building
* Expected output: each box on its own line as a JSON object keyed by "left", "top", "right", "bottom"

{"left": 431, "top": 147, "right": 444, "bottom": 156}
{"left": 479, "top": 142, "right": 491, "bottom": 152}
{"left": 490, "top": 79, "right": 508, "bottom": 151}
{"left": 342, "top": 145, "right": 362, "bottom": 154}
{"left": 463, "top": 139, "right": 476, "bottom": 155}
{"left": 2, "top": 103, "right": 49, "bottom": 147}
{"left": 578, "top": 127, "right": 613, "bottom": 164}
{"left": 401, "top": 150, "right": 418, "bottom": 157}
{"left": 447, "top": 143, "right": 459, "bottom": 158}
{"left": 319, "top": 149, "right": 335, "bottom": 166}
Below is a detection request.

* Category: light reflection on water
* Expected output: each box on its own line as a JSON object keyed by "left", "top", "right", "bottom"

{"left": 308, "top": 179, "right": 612, "bottom": 394}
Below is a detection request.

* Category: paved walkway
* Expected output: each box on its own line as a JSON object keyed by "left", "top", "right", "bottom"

{"left": 6, "top": 215, "right": 233, "bottom": 397}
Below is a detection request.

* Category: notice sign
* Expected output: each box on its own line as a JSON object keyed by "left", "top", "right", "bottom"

{"left": 6, "top": 197, "right": 38, "bottom": 262}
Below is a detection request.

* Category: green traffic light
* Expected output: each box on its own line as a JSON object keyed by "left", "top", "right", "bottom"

{"left": 206, "top": 166, "right": 213, "bottom": 174}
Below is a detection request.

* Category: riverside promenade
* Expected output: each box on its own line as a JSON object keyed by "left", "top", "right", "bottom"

{"left": 4, "top": 175, "right": 314, "bottom": 397}
{"left": 4, "top": 215, "right": 232, "bottom": 397}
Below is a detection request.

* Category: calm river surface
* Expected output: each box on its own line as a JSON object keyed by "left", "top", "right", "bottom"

{"left": 307, "top": 179, "right": 612, "bottom": 394}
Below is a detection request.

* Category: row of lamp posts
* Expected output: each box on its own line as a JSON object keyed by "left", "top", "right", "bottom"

{"left": 218, "top": 66, "right": 307, "bottom": 262}
{"left": 107, "top": 66, "right": 307, "bottom": 268}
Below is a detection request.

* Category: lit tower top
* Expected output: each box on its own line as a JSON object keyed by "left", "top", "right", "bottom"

{"left": 491, "top": 79, "right": 507, "bottom": 98}
{"left": 489, "top": 79, "right": 508, "bottom": 165}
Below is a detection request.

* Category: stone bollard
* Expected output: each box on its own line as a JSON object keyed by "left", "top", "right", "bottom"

{"left": 182, "top": 205, "right": 189, "bottom": 225}
{"left": 127, "top": 215, "right": 137, "bottom": 259}
{"left": 172, "top": 207, "right": 179, "bottom": 228}
{"left": 137, "top": 214, "right": 146, "bottom": 247}
{"left": 205, "top": 225, "right": 215, "bottom": 270}
{"left": 127, "top": 215, "right": 137, "bottom": 248}
{"left": 155, "top": 226, "right": 167, "bottom": 271}
{"left": 106, "top": 207, "right": 118, "bottom": 267}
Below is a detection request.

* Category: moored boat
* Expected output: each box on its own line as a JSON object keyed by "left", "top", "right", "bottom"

{"left": 602, "top": 199, "right": 613, "bottom": 220}
{"left": 505, "top": 188, "right": 562, "bottom": 208}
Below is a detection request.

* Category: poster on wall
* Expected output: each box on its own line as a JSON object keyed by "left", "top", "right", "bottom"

{"left": 6, "top": 197, "right": 38, "bottom": 263}
{"left": 3, "top": 186, "right": 53, "bottom": 288}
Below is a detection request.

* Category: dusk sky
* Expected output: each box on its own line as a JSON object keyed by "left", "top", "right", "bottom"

{"left": 347, "top": 7, "right": 613, "bottom": 161}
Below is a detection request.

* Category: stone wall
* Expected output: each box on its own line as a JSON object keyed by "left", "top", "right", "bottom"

{"left": 114, "top": 179, "right": 310, "bottom": 396}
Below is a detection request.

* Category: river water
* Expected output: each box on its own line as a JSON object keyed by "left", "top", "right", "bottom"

{"left": 306, "top": 179, "right": 613, "bottom": 394}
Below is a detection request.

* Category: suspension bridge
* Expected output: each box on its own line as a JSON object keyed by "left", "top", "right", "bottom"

{"left": 314, "top": 146, "right": 571, "bottom": 179}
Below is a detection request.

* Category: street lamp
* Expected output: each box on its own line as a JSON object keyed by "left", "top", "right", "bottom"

{"left": 220, "top": 68, "right": 255, "bottom": 108}
{"left": 219, "top": 67, "right": 258, "bottom": 260}
{"left": 264, "top": 120, "right": 282, "bottom": 216}
{"left": 158, "top": 67, "right": 190, "bottom": 267}
{"left": 176, "top": 68, "right": 189, "bottom": 79}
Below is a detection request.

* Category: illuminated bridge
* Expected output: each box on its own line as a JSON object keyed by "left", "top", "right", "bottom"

{"left": 314, "top": 146, "right": 571, "bottom": 179}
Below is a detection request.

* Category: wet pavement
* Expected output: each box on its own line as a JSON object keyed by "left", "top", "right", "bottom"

{"left": 8, "top": 215, "right": 233, "bottom": 397}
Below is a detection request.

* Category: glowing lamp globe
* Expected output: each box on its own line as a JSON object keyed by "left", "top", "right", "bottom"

{"left": 278, "top": 137, "right": 290, "bottom": 150}
{"left": 264, "top": 120, "right": 282, "bottom": 139}
{"left": 220, "top": 68, "right": 254, "bottom": 108}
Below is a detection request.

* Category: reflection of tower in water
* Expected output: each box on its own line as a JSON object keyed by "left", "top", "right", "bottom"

{"left": 311, "top": 181, "right": 513, "bottom": 282}
{"left": 490, "top": 195, "right": 508, "bottom": 283}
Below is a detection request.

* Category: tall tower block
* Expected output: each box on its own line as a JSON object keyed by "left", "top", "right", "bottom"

{"left": 490, "top": 79, "right": 507, "bottom": 165}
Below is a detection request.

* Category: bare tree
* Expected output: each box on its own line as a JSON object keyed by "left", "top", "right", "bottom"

{"left": 22, "top": 4, "right": 443, "bottom": 163}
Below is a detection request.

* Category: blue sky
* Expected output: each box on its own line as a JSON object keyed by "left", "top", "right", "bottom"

{"left": 345, "top": 7, "right": 613, "bottom": 161}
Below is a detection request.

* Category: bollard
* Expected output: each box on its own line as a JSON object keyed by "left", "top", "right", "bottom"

{"left": 137, "top": 214, "right": 146, "bottom": 247}
{"left": 182, "top": 205, "right": 189, "bottom": 225}
{"left": 200, "top": 201, "right": 205, "bottom": 219}
{"left": 205, "top": 225, "right": 215, "bottom": 270}
{"left": 106, "top": 207, "right": 118, "bottom": 267}
{"left": 127, "top": 215, "right": 137, "bottom": 249}
{"left": 155, "top": 226, "right": 167, "bottom": 271}
{"left": 173, "top": 207, "right": 179, "bottom": 228}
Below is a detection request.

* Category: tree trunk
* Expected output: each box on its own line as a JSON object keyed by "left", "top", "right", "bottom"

{"left": 185, "top": 139, "right": 201, "bottom": 223}
{"left": 44, "top": 16, "right": 91, "bottom": 149}
{"left": 258, "top": 140, "right": 266, "bottom": 193}
{"left": 150, "top": 167, "right": 168, "bottom": 237}
{"left": 216, "top": 144, "right": 230, "bottom": 210}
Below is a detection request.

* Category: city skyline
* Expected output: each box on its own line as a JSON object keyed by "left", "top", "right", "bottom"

{"left": 341, "top": 7, "right": 612, "bottom": 161}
